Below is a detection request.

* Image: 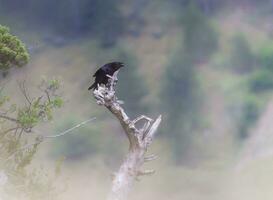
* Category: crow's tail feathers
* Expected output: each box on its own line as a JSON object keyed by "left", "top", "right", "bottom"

{"left": 88, "top": 83, "right": 96, "bottom": 90}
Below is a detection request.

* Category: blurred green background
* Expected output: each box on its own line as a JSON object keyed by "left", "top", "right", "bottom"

{"left": 2, "top": 0, "right": 273, "bottom": 199}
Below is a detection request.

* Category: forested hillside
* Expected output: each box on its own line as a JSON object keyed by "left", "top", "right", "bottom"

{"left": 1, "top": 1, "right": 273, "bottom": 199}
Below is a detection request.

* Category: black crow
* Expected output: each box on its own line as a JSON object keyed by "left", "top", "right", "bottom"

{"left": 88, "top": 62, "right": 124, "bottom": 90}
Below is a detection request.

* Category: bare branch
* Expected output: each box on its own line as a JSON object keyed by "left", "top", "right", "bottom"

{"left": 45, "top": 89, "right": 51, "bottom": 103}
{"left": 17, "top": 80, "right": 32, "bottom": 106}
{"left": 0, "top": 115, "right": 18, "bottom": 123}
{"left": 17, "top": 128, "right": 24, "bottom": 140}
{"left": 44, "top": 117, "right": 96, "bottom": 138}
{"left": 144, "top": 154, "right": 158, "bottom": 162}
{"left": 92, "top": 70, "right": 162, "bottom": 200}
{"left": 4, "top": 117, "right": 96, "bottom": 163}
{"left": 144, "top": 115, "right": 162, "bottom": 146}
{"left": 137, "top": 169, "right": 155, "bottom": 177}
{"left": 1, "top": 127, "right": 19, "bottom": 136}
{"left": 131, "top": 115, "right": 153, "bottom": 125}
{"left": 4, "top": 137, "right": 43, "bottom": 163}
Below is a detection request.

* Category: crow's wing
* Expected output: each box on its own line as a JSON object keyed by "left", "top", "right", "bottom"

{"left": 94, "top": 69, "right": 106, "bottom": 83}
{"left": 93, "top": 68, "right": 100, "bottom": 77}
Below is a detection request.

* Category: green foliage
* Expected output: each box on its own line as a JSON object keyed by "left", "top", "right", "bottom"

{"left": 161, "top": 48, "right": 202, "bottom": 164}
{"left": 0, "top": 78, "right": 63, "bottom": 199}
{"left": 16, "top": 78, "right": 63, "bottom": 130}
{"left": 52, "top": 97, "right": 63, "bottom": 108}
{"left": 247, "top": 42, "right": 273, "bottom": 93}
{"left": 237, "top": 97, "right": 260, "bottom": 138}
{"left": 1, "top": 0, "right": 126, "bottom": 47}
{"left": 228, "top": 73, "right": 271, "bottom": 139}
{"left": 249, "top": 70, "right": 273, "bottom": 93}
{"left": 169, "top": 0, "right": 226, "bottom": 14}
{"left": 161, "top": 2, "right": 218, "bottom": 164}
{"left": 230, "top": 34, "right": 256, "bottom": 73}
{"left": 228, "top": 40, "right": 273, "bottom": 138}
{"left": 162, "top": 52, "right": 198, "bottom": 120}
{"left": 0, "top": 94, "right": 10, "bottom": 106}
{"left": 180, "top": 2, "right": 218, "bottom": 63}
{"left": 0, "top": 25, "right": 29, "bottom": 72}
{"left": 47, "top": 78, "right": 61, "bottom": 90}
{"left": 81, "top": 0, "right": 125, "bottom": 47}
{"left": 257, "top": 44, "right": 273, "bottom": 72}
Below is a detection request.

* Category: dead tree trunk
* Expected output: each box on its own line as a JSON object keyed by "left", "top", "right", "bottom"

{"left": 93, "top": 71, "right": 162, "bottom": 200}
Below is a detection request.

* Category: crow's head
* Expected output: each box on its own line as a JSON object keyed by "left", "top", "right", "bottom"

{"left": 108, "top": 62, "right": 124, "bottom": 70}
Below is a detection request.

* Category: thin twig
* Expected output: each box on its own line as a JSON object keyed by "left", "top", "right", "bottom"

{"left": 18, "top": 80, "right": 32, "bottom": 106}
{"left": 0, "top": 127, "right": 19, "bottom": 137}
{"left": 0, "top": 115, "right": 18, "bottom": 123}
{"left": 45, "top": 90, "right": 51, "bottom": 103}
{"left": 44, "top": 117, "right": 96, "bottom": 138}
{"left": 137, "top": 170, "right": 155, "bottom": 176}
{"left": 4, "top": 117, "right": 96, "bottom": 162}
{"left": 4, "top": 140, "right": 42, "bottom": 163}
{"left": 144, "top": 155, "right": 158, "bottom": 162}
{"left": 17, "top": 128, "right": 24, "bottom": 140}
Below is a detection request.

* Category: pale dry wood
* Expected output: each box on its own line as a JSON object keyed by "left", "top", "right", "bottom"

{"left": 93, "top": 71, "right": 162, "bottom": 200}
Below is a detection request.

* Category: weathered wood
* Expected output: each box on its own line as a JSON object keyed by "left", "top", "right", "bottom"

{"left": 93, "top": 71, "right": 162, "bottom": 200}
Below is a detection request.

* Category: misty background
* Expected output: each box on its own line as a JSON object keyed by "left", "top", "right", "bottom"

{"left": 1, "top": 0, "right": 273, "bottom": 199}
